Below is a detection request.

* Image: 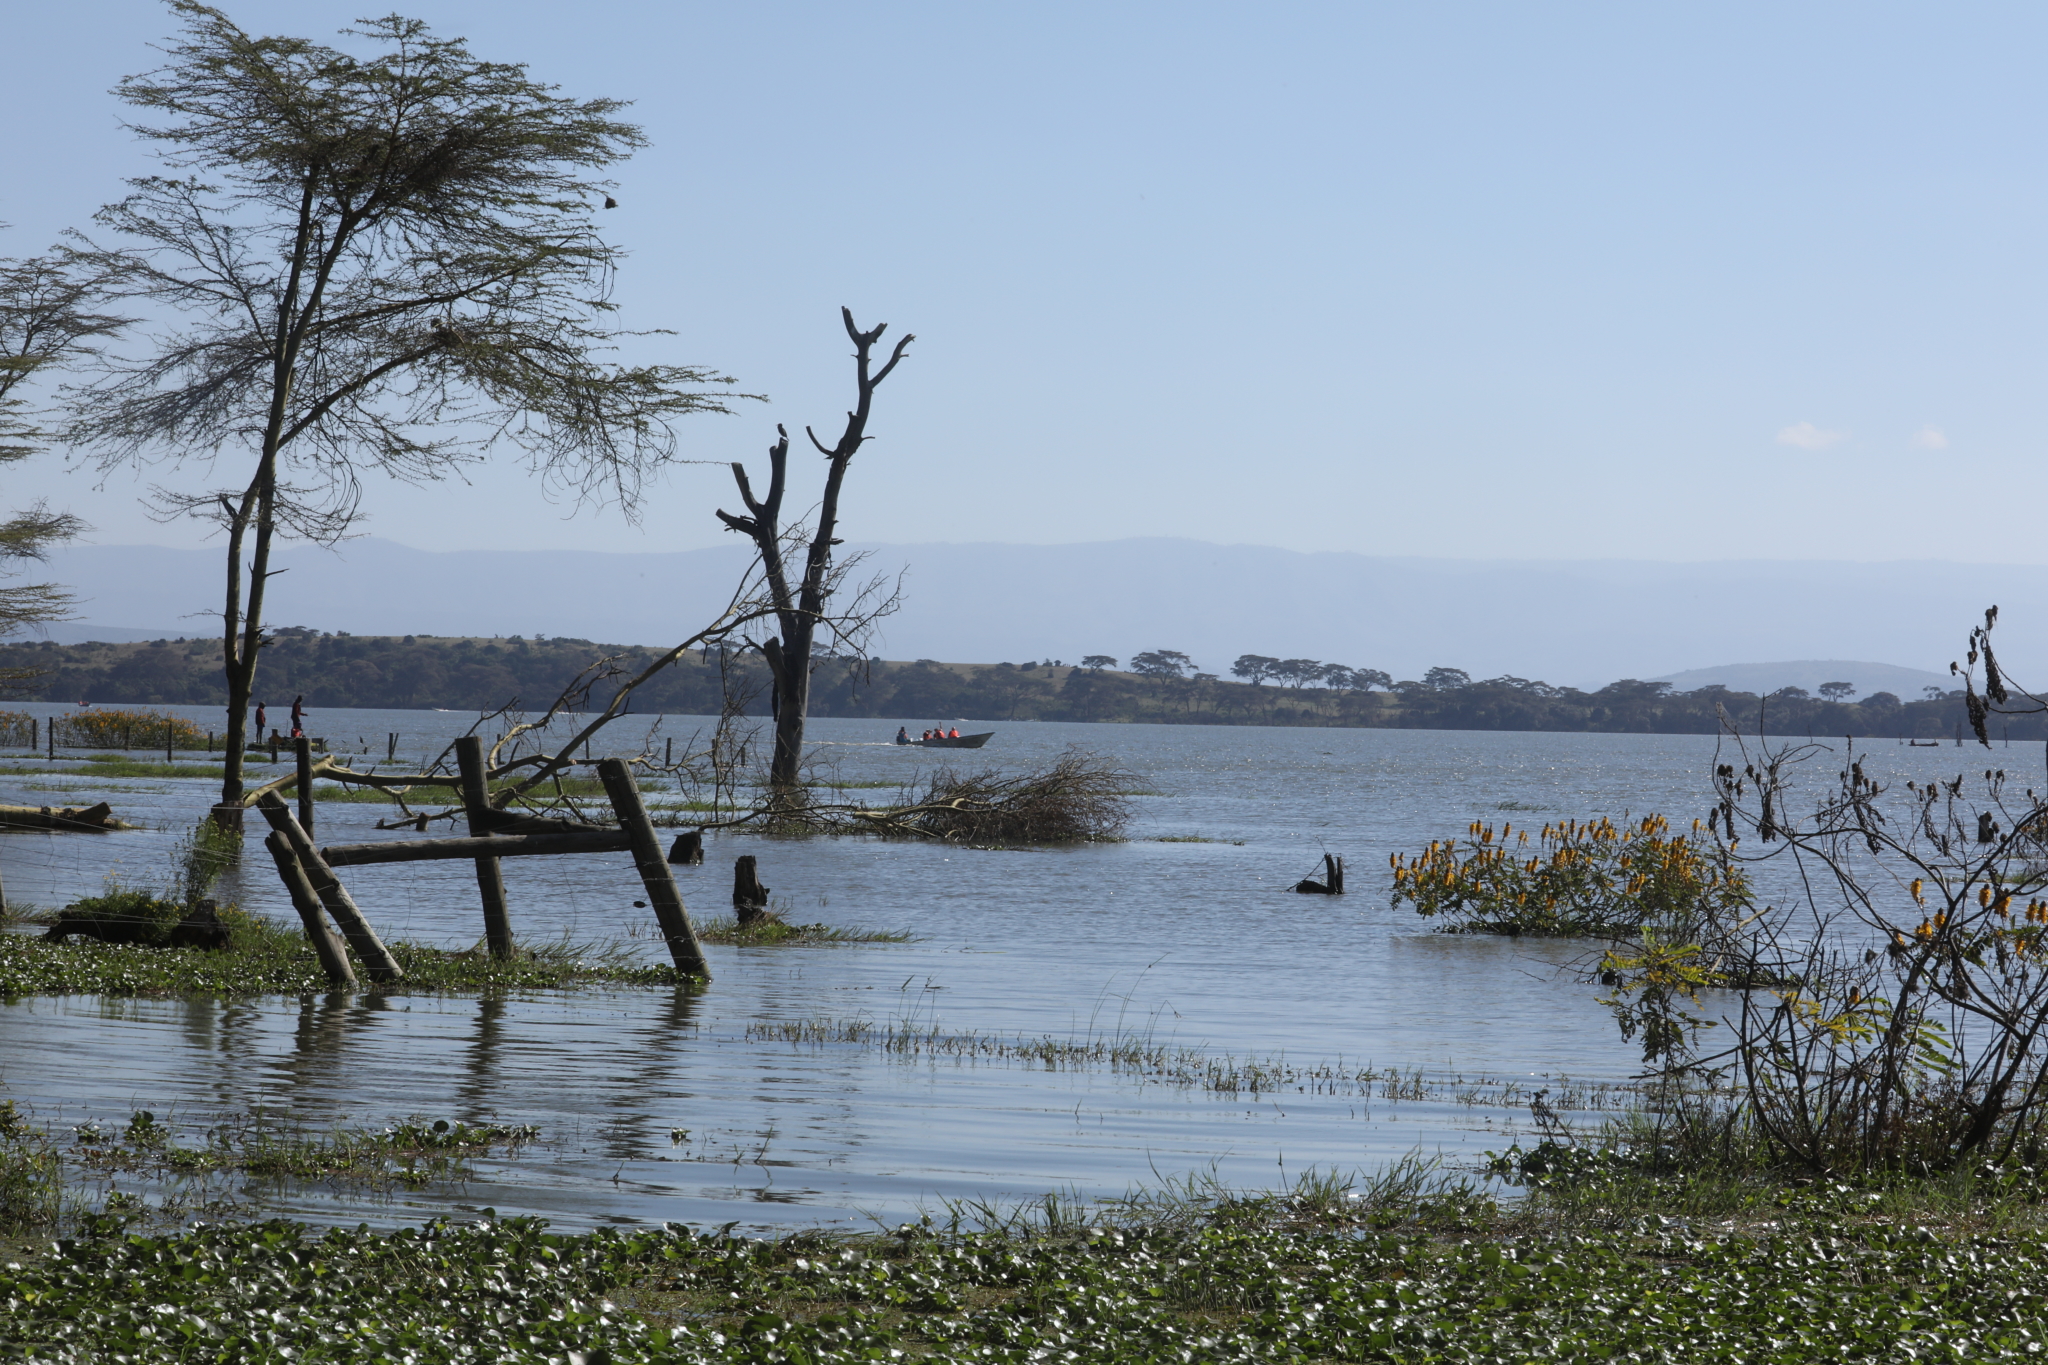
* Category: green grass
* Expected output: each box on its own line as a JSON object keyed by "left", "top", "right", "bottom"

{"left": 692, "top": 916, "right": 914, "bottom": 946}
{"left": 0, "top": 758, "right": 227, "bottom": 779}
{"left": 0, "top": 914, "right": 698, "bottom": 999}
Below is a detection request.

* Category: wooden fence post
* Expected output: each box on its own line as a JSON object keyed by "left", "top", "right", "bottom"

{"left": 294, "top": 736, "right": 315, "bottom": 837}
{"left": 263, "top": 830, "right": 356, "bottom": 986}
{"left": 454, "top": 736, "right": 515, "bottom": 960}
{"left": 596, "top": 757, "right": 710, "bottom": 979}
{"left": 256, "top": 793, "right": 403, "bottom": 982}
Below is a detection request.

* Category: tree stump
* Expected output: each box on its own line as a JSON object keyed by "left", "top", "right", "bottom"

{"left": 732, "top": 854, "right": 770, "bottom": 926}
{"left": 1293, "top": 853, "right": 1345, "bottom": 895}
{"left": 668, "top": 831, "right": 704, "bottom": 865}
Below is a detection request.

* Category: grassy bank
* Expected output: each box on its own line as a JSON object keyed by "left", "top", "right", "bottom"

{"left": 8, "top": 1160, "right": 2048, "bottom": 1361}
{"left": 0, "top": 914, "right": 695, "bottom": 999}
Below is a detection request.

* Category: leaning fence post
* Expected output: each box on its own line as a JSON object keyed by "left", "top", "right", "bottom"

{"left": 263, "top": 830, "right": 356, "bottom": 986}
{"left": 596, "top": 757, "right": 710, "bottom": 979}
{"left": 256, "top": 793, "right": 402, "bottom": 982}
{"left": 294, "top": 736, "right": 315, "bottom": 837}
{"left": 454, "top": 736, "right": 515, "bottom": 960}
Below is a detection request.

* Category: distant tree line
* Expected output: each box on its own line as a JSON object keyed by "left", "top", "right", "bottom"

{"left": 0, "top": 634, "right": 2025, "bottom": 742}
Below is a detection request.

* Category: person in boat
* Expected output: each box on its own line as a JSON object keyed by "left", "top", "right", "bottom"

{"left": 948, "top": 727, "right": 960, "bottom": 739}
{"left": 896, "top": 726, "right": 911, "bottom": 745}
{"left": 921, "top": 729, "right": 933, "bottom": 741}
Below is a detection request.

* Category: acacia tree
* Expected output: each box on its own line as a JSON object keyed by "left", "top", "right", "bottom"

{"left": 67, "top": 4, "right": 746, "bottom": 818}
{"left": 715, "top": 308, "right": 912, "bottom": 792}
{"left": 0, "top": 245, "right": 126, "bottom": 673}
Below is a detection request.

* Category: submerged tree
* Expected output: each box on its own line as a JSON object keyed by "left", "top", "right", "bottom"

{"left": 716, "top": 308, "right": 912, "bottom": 792}
{"left": 0, "top": 244, "right": 126, "bottom": 687}
{"left": 67, "top": 4, "right": 748, "bottom": 819}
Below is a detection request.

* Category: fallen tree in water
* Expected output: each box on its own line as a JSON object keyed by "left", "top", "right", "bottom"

{"left": 793, "top": 748, "right": 1139, "bottom": 844}
{"left": 0, "top": 800, "right": 135, "bottom": 831}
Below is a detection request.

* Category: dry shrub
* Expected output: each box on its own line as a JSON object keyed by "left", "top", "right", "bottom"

{"left": 55, "top": 709, "right": 205, "bottom": 750}
{"left": 891, "top": 748, "right": 1138, "bottom": 843}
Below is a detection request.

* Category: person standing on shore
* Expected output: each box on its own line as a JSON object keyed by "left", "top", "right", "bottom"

{"left": 255, "top": 701, "right": 266, "bottom": 733}
{"left": 289, "top": 695, "right": 306, "bottom": 738}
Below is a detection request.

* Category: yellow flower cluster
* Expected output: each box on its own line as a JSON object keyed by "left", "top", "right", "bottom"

{"left": 1392, "top": 813, "right": 1749, "bottom": 936}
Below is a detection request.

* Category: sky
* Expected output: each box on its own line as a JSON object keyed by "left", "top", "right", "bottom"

{"left": 3, "top": 1, "right": 2046, "bottom": 564}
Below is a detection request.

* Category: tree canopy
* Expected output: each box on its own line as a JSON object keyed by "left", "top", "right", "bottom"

{"left": 61, "top": 4, "right": 750, "bottom": 806}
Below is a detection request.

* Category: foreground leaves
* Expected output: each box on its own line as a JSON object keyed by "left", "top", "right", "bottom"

{"left": 8, "top": 1212, "right": 2048, "bottom": 1362}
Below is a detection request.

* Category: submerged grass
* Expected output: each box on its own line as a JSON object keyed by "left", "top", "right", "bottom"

{"left": 690, "top": 916, "right": 914, "bottom": 946}
{"left": 0, "top": 758, "right": 228, "bottom": 780}
{"left": 0, "top": 913, "right": 696, "bottom": 999}
{"left": 741, "top": 1014, "right": 1628, "bottom": 1108}
{"left": 0, "top": 1100, "right": 541, "bottom": 1238}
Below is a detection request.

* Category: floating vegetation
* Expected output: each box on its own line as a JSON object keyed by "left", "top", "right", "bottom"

{"left": 12, "top": 1175, "right": 2048, "bottom": 1363}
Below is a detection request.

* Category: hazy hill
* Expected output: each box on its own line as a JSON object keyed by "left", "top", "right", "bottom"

{"left": 32, "top": 537, "right": 2035, "bottom": 689}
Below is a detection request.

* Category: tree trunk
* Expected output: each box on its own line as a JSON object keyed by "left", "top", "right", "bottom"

{"left": 732, "top": 853, "right": 770, "bottom": 926}
{"left": 455, "top": 736, "right": 515, "bottom": 959}
{"left": 216, "top": 463, "right": 277, "bottom": 825}
{"left": 716, "top": 310, "right": 913, "bottom": 797}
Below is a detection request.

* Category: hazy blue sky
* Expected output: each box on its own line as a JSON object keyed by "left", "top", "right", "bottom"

{"left": 3, "top": 2, "right": 2044, "bottom": 562}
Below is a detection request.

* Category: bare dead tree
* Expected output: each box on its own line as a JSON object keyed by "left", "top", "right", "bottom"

{"left": 717, "top": 308, "right": 911, "bottom": 791}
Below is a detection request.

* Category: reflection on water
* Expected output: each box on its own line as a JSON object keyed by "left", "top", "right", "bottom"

{"left": 4, "top": 713, "right": 2033, "bottom": 1230}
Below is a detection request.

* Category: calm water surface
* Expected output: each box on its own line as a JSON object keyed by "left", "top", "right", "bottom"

{"left": 1, "top": 707, "right": 2031, "bottom": 1230}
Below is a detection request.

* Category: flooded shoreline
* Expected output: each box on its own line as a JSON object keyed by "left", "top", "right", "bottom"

{"left": 1, "top": 712, "right": 2014, "bottom": 1231}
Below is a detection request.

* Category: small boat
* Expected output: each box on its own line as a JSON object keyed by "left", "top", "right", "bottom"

{"left": 899, "top": 731, "right": 994, "bottom": 749}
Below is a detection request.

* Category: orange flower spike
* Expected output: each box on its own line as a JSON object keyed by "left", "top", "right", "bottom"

{"left": 1981, "top": 886, "right": 1993, "bottom": 909}
{"left": 1911, "top": 879, "right": 1925, "bottom": 905}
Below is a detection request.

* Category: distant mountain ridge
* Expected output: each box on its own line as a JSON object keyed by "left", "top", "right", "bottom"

{"left": 32, "top": 537, "right": 2029, "bottom": 690}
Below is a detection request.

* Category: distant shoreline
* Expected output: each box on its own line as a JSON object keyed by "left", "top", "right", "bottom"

{"left": 0, "top": 635, "right": 2021, "bottom": 742}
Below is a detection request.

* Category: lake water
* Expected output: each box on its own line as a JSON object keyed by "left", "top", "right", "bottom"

{"left": 0, "top": 705, "right": 2031, "bottom": 1232}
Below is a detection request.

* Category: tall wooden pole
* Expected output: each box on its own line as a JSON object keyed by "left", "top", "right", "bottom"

{"left": 263, "top": 830, "right": 356, "bottom": 986}
{"left": 256, "top": 794, "right": 402, "bottom": 982}
{"left": 294, "top": 736, "right": 315, "bottom": 837}
{"left": 596, "top": 757, "right": 710, "bottom": 979}
{"left": 455, "top": 736, "right": 515, "bottom": 960}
